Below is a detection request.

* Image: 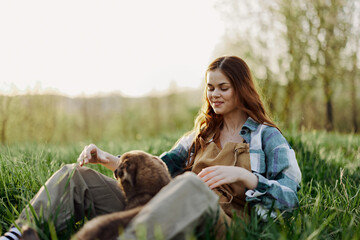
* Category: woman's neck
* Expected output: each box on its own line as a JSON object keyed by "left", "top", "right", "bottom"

{"left": 222, "top": 110, "right": 248, "bottom": 134}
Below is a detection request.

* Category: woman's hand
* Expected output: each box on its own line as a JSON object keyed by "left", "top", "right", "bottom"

{"left": 77, "top": 144, "right": 108, "bottom": 166}
{"left": 77, "top": 144, "right": 120, "bottom": 171}
{"left": 197, "top": 165, "right": 258, "bottom": 190}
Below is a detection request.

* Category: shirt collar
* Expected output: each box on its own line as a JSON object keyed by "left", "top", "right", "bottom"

{"left": 242, "top": 117, "right": 260, "bottom": 132}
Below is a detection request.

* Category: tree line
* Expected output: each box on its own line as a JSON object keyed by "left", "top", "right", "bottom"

{"left": 1, "top": 0, "right": 359, "bottom": 144}
{"left": 213, "top": 0, "right": 359, "bottom": 132}
{"left": 0, "top": 92, "right": 201, "bottom": 144}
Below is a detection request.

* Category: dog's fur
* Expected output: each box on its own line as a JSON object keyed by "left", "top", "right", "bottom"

{"left": 22, "top": 150, "right": 171, "bottom": 240}
{"left": 114, "top": 150, "right": 171, "bottom": 210}
{"left": 73, "top": 206, "right": 143, "bottom": 240}
{"left": 74, "top": 150, "right": 171, "bottom": 240}
{"left": 21, "top": 225, "right": 40, "bottom": 240}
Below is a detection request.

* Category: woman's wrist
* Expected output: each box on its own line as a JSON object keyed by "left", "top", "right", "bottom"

{"left": 101, "top": 152, "right": 121, "bottom": 171}
{"left": 239, "top": 169, "right": 259, "bottom": 190}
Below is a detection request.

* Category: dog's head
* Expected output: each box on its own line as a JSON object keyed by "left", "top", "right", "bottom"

{"left": 114, "top": 150, "right": 171, "bottom": 198}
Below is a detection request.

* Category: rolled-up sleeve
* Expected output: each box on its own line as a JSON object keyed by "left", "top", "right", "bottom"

{"left": 246, "top": 127, "right": 301, "bottom": 212}
{"left": 160, "top": 132, "right": 195, "bottom": 177}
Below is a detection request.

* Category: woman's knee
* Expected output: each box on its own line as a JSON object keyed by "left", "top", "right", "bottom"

{"left": 58, "top": 163, "right": 92, "bottom": 175}
{"left": 54, "top": 164, "right": 94, "bottom": 183}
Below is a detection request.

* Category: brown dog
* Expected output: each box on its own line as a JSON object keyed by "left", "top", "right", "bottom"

{"left": 21, "top": 150, "right": 171, "bottom": 240}
{"left": 74, "top": 150, "right": 171, "bottom": 240}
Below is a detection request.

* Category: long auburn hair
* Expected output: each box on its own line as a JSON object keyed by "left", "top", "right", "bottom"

{"left": 185, "top": 56, "right": 280, "bottom": 169}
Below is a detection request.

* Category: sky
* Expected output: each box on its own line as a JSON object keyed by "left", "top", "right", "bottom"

{"left": 0, "top": 0, "right": 225, "bottom": 97}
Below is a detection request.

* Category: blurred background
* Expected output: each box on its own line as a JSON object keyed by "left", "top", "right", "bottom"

{"left": 0, "top": 0, "right": 359, "bottom": 144}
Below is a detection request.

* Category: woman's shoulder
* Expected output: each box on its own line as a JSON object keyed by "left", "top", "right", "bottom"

{"left": 260, "top": 125, "right": 291, "bottom": 151}
{"left": 243, "top": 118, "right": 280, "bottom": 138}
{"left": 244, "top": 118, "right": 289, "bottom": 149}
{"left": 176, "top": 130, "right": 196, "bottom": 148}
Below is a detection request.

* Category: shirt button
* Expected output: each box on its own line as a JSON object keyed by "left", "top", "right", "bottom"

{"left": 240, "top": 130, "right": 247, "bottom": 135}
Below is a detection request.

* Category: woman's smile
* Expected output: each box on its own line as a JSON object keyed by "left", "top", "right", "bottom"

{"left": 207, "top": 70, "right": 238, "bottom": 116}
{"left": 212, "top": 101, "right": 224, "bottom": 107}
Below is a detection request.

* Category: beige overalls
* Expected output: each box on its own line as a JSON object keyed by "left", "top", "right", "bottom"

{"left": 191, "top": 136, "right": 251, "bottom": 227}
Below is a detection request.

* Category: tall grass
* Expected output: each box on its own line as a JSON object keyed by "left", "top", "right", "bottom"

{"left": 0, "top": 130, "right": 359, "bottom": 239}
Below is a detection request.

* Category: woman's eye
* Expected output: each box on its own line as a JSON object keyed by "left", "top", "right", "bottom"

{"left": 207, "top": 87, "right": 214, "bottom": 91}
{"left": 221, "top": 88, "right": 229, "bottom": 91}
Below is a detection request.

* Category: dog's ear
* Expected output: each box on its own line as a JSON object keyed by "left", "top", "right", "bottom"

{"left": 114, "top": 164, "right": 134, "bottom": 187}
{"left": 119, "top": 160, "right": 137, "bottom": 188}
{"left": 114, "top": 156, "right": 125, "bottom": 180}
{"left": 122, "top": 165, "right": 134, "bottom": 187}
{"left": 114, "top": 164, "right": 124, "bottom": 180}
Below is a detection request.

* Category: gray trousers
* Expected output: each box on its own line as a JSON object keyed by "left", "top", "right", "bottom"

{"left": 17, "top": 164, "right": 220, "bottom": 239}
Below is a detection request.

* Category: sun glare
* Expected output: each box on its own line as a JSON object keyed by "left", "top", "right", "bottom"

{"left": 0, "top": 0, "right": 224, "bottom": 97}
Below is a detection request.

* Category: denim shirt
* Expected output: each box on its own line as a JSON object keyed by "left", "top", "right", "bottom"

{"left": 160, "top": 117, "right": 302, "bottom": 216}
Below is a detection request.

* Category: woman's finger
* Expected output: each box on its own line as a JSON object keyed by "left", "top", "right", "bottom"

{"left": 77, "top": 151, "right": 85, "bottom": 166}
{"left": 208, "top": 178, "right": 225, "bottom": 189}
{"left": 203, "top": 171, "right": 222, "bottom": 183}
{"left": 84, "top": 145, "right": 96, "bottom": 162}
{"left": 198, "top": 166, "right": 218, "bottom": 178}
{"left": 205, "top": 174, "right": 224, "bottom": 185}
{"left": 208, "top": 178, "right": 227, "bottom": 189}
{"left": 198, "top": 170, "right": 216, "bottom": 182}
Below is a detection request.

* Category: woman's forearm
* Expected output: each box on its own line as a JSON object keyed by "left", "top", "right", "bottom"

{"left": 100, "top": 152, "right": 121, "bottom": 172}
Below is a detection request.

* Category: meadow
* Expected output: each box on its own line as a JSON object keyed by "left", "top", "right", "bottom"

{"left": 0, "top": 129, "right": 359, "bottom": 239}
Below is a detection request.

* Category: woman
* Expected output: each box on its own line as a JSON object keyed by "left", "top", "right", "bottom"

{"left": 1, "top": 56, "right": 301, "bottom": 240}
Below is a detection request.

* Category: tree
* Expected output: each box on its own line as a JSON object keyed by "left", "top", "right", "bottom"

{"left": 347, "top": 1, "right": 360, "bottom": 133}
{"left": 349, "top": 51, "right": 359, "bottom": 133}
{"left": 307, "top": 0, "right": 351, "bottom": 130}
{"left": 213, "top": 0, "right": 359, "bottom": 131}
{"left": 276, "top": 1, "right": 309, "bottom": 127}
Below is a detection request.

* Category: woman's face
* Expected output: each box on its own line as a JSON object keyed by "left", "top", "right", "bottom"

{"left": 206, "top": 70, "right": 239, "bottom": 116}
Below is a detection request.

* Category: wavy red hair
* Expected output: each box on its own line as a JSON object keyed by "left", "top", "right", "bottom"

{"left": 185, "top": 56, "right": 279, "bottom": 169}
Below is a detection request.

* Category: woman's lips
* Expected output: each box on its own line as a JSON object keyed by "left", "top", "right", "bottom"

{"left": 212, "top": 101, "right": 223, "bottom": 107}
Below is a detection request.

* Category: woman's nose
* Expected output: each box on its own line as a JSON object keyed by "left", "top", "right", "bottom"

{"left": 213, "top": 88, "right": 221, "bottom": 98}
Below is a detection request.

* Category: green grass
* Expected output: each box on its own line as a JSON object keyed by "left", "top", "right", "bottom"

{"left": 0, "top": 130, "right": 359, "bottom": 239}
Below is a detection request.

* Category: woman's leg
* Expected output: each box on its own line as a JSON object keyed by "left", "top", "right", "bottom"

{"left": 119, "top": 171, "right": 221, "bottom": 239}
{"left": 17, "top": 164, "right": 125, "bottom": 232}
